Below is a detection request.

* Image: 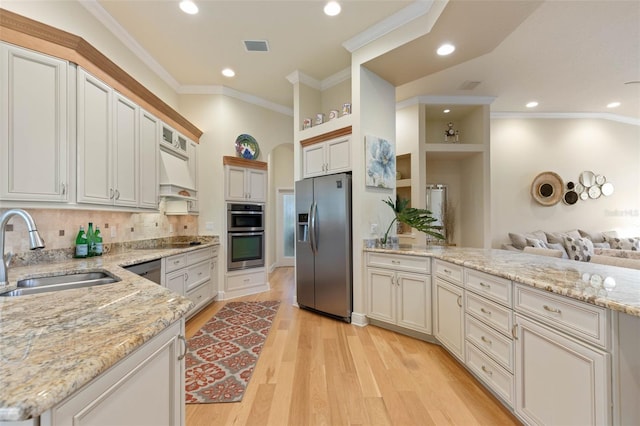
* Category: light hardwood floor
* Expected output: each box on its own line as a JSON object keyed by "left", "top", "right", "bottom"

{"left": 185, "top": 267, "right": 520, "bottom": 426}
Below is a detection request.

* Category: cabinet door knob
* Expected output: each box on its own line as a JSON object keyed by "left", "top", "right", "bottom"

{"left": 109, "top": 188, "right": 115, "bottom": 199}
{"left": 480, "top": 307, "right": 492, "bottom": 315}
{"left": 457, "top": 295, "right": 462, "bottom": 307}
{"left": 61, "top": 183, "right": 66, "bottom": 195}
{"left": 512, "top": 324, "right": 518, "bottom": 340}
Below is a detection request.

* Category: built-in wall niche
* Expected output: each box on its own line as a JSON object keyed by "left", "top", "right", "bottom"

{"left": 298, "top": 78, "right": 352, "bottom": 133}
{"left": 425, "top": 152, "right": 486, "bottom": 248}
{"left": 425, "top": 105, "right": 486, "bottom": 145}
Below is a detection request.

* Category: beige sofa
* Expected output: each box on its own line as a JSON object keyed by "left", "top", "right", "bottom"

{"left": 506, "top": 229, "right": 640, "bottom": 269}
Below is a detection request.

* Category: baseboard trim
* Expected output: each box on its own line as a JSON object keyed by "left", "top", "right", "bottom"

{"left": 351, "top": 312, "right": 368, "bottom": 327}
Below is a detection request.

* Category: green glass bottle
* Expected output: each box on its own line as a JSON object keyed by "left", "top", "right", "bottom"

{"left": 94, "top": 226, "right": 103, "bottom": 256}
{"left": 75, "top": 226, "right": 88, "bottom": 258}
{"left": 87, "top": 222, "right": 95, "bottom": 257}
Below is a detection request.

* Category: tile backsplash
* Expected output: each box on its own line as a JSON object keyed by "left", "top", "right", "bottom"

{"left": 1, "top": 207, "right": 198, "bottom": 254}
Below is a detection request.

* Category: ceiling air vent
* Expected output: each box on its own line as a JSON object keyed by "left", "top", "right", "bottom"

{"left": 243, "top": 40, "right": 269, "bottom": 52}
{"left": 458, "top": 80, "right": 481, "bottom": 90}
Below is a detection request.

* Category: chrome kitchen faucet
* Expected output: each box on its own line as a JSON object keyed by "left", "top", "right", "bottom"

{"left": 0, "top": 209, "right": 45, "bottom": 286}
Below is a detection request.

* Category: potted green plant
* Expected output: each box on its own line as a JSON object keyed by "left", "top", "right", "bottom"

{"left": 380, "top": 196, "right": 445, "bottom": 246}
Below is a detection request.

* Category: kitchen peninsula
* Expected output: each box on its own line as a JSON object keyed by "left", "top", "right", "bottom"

{"left": 364, "top": 245, "right": 640, "bottom": 425}
{"left": 0, "top": 237, "right": 218, "bottom": 425}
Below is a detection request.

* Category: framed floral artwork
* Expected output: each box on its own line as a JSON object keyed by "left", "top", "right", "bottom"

{"left": 365, "top": 135, "right": 395, "bottom": 189}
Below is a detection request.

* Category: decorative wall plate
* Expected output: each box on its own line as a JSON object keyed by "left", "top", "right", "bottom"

{"left": 235, "top": 134, "right": 260, "bottom": 160}
{"left": 531, "top": 171, "right": 563, "bottom": 206}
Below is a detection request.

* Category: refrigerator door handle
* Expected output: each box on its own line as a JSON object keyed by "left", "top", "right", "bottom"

{"left": 309, "top": 201, "right": 318, "bottom": 254}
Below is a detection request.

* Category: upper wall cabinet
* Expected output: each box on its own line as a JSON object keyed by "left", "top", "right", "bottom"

{"left": 223, "top": 156, "right": 267, "bottom": 203}
{"left": 77, "top": 68, "right": 138, "bottom": 207}
{"left": 139, "top": 108, "right": 160, "bottom": 209}
{"left": 300, "top": 126, "right": 351, "bottom": 179}
{"left": 0, "top": 43, "right": 70, "bottom": 202}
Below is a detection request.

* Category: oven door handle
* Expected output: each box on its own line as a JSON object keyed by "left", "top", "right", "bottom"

{"left": 228, "top": 231, "right": 264, "bottom": 237}
{"left": 309, "top": 202, "right": 317, "bottom": 254}
{"left": 229, "top": 210, "right": 263, "bottom": 215}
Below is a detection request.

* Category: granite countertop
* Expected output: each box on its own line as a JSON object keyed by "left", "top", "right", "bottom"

{"left": 366, "top": 246, "right": 640, "bottom": 318}
{"left": 0, "top": 238, "right": 219, "bottom": 422}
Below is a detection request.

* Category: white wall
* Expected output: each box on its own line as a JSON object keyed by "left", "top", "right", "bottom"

{"left": 491, "top": 117, "right": 640, "bottom": 247}
{"left": 2, "top": 1, "right": 179, "bottom": 109}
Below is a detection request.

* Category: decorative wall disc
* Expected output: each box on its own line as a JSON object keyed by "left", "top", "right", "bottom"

{"left": 531, "top": 171, "right": 563, "bottom": 206}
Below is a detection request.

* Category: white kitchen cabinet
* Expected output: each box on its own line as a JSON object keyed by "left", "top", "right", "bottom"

{"left": 366, "top": 253, "right": 431, "bottom": 334}
{"left": 187, "top": 139, "right": 198, "bottom": 213}
{"left": 514, "top": 314, "right": 610, "bottom": 426}
{"left": 40, "top": 319, "right": 185, "bottom": 426}
{"left": 0, "top": 43, "right": 70, "bottom": 202}
{"left": 77, "top": 68, "right": 138, "bottom": 207}
{"left": 162, "top": 247, "right": 217, "bottom": 317}
{"left": 433, "top": 273, "right": 465, "bottom": 361}
{"left": 224, "top": 165, "right": 267, "bottom": 202}
{"left": 138, "top": 109, "right": 159, "bottom": 209}
{"left": 301, "top": 135, "right": 350, "bottom": 178}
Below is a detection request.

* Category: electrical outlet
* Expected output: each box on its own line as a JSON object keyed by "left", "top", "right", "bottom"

{"left": 110, "top": 226, "right": 117, "bottom": 238}
{"left": 169, "top": 224, "right": 174, "bottom": 233}
{"left": 205, "top": 221, "right": 214, "bottom": 231}
{"left": 370, "top": 223, "right": 378, "bottom": 234}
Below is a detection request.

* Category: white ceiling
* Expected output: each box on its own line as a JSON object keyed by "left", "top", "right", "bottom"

{"left": 91, "top": 0, "right": 640, "bottom": 119}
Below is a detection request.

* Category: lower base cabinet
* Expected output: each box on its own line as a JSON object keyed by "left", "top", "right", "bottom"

{"left": 40, "top": 320, "right": 186, "bottom": 426}
{"left": 433, "top": 277, "right": 465, "bottom": 362}
{"left": 514, "top": 314, "right": 610, "bottom": 425}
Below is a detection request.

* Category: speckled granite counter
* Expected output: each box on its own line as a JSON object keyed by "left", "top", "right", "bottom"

{"left": 365, "top": 246, "right": 640, "bottom": 317}
{"left": 0, "top": 237, "right": 219, "bottom": 422}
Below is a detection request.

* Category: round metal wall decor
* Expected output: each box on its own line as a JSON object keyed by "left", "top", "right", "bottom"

{"left": 531, "top": 171, "right": 563, "bottom": 206}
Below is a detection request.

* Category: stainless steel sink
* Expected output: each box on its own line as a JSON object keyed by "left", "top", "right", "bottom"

{"left": 1, "top": 272, "right": 120, "bottom": 296}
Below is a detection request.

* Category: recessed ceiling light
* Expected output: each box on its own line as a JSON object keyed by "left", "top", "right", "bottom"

{"left": 526, "top": 101, "right": 539, "bottom": 108}
{"left": 179, "top": 0, "right": 198, "bottom": 15}
{"left": 443, "top": 109, "right": 451, "bottom": 113}
{"left": 324, "top": 1, "right": 341, "bottom": 16}
{"left": 436, "top": 43, "right": 455, "bottom": 56}
{"left": 606, "top": 101, "right": 621, "bottom": 108}
{"left": 222, "top": 68, "right": 235, "bottom": 78}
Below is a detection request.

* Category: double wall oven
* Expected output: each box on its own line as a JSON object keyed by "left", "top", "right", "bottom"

{"left": 227, "top": 203, "right": 265, "bottom": 270}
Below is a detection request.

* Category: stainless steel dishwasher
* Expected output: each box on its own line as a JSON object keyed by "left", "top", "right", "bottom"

{"left": 124, "top": 259, "right": 162, "bottom": 284}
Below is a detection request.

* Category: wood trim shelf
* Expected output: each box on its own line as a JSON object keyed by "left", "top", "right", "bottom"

{"left": 300, "top": 126, "right": 352, "bottom": 147}
{"left": 0, "top": 8, "right": 203, "bottom": 141}
{"left": 223, "top": 156, "right": 268, "bottom": 170}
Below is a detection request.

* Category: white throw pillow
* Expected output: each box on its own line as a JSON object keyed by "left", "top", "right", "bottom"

{"left": 564, "top": 236, "right": 594, "bottom": 262}
{"left": 603, "top": 235, "right": 640, "bottom": 251}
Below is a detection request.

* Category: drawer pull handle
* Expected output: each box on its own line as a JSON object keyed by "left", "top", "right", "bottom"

{"left": 479, "top": 282, "right": 491, "bottom": 289}
{"left": 444, "top": 269, "right": 452, "bottom": 274}
{"left": 174, "top": 260, "right": 181, "bottom": 265}
{"left": 244, "top": 278, "right": 251, "bottom": 282}
{"left": 543, "top": 305, "right": 561, "bottom": 314}
{"left": 391, "top": 260, "right": 400, "bottom": 264}
{"left": 481, "top": 365, "right": 493, "bottom": 376}
{"left": 481, "top": 336, "right": 492, "bottom": 345}
{"left": 457, "top": 295, "right": 462, "bottom": 307}
{"left": 178, "top": 335, "right": 188, "bottom": 360}
{"left": 480, "top": 308, "right": 492, "bottom": 315}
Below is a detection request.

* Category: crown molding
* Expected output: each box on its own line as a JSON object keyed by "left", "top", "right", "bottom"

{"left": 491, "top": 112, "right": 640, "bottom": 126}
{"left": 286, "top": 70, "right": 321, "bottom": 89}
{"left": 79, "top": 0, "right": 180, "bottom": 91}
{"left": 179, "top": 85, "right": 293, "bottom": 117}
{"left": 342, "top": 0, "right": 435, "bottom": 53}
{"left": 321, "top": 67, "right": 351, "bottom": 90}
{"left": 396, "top": 95, "right": 497, "bottom": 109}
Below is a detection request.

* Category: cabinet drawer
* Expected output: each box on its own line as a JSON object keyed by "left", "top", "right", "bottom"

{"left": 465, "top": 269, "right": 512, "bottom": 307}
{"left": 433, "top": 259, "right": 463, "bottom": 285}
{"left": 367, "top": 253, "right": 430, "bottom": 274}
{"left": 226, "top": 270, "right": 265, "bottom": 291}
{"left": 514, "top": 284, "right": 609, "bottom": 348}
{"left": 164, "top": 254, "right": 187, "bottom": 273}
{"left": 185, "top": 259, "right": 211, "bottom": 291}
{"left": 187, "top": 247, "right": 213, "bottom": 266}
{"left": 187, "top": 281, "right": 211, "bottom": 310}
{"left": 465, "top": 291, "right": 513, "bottom": 336}
{"left": 465, "top": 314, "right": 514, "bottom": 372}
{"left": 465, "top": 343, "right": 514, "bottom": 407}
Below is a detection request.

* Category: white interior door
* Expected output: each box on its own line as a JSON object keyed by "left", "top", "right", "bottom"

{"left": 276, "top": 188, "right": 295, "bottom": 267}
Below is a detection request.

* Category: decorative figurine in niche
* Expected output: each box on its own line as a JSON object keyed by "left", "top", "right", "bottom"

{"left": 444, "top": 122, "right": 460, "bottom": 143}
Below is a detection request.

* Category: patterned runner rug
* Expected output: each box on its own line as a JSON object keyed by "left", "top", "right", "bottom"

{"left": 185, "top": 300, "right": 280, "bottom": 403}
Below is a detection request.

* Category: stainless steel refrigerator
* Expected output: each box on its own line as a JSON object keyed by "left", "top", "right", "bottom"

{"left": 295, "top": 173, "right": 352, "bottom": 322}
